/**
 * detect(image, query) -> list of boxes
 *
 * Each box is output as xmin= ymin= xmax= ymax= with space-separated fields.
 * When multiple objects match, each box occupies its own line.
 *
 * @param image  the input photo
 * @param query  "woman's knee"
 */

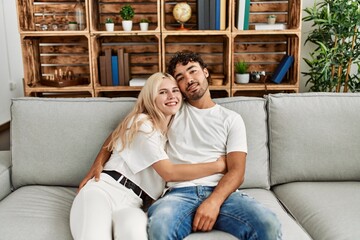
xmin=113 ymin=208 xmax=148 ymax=240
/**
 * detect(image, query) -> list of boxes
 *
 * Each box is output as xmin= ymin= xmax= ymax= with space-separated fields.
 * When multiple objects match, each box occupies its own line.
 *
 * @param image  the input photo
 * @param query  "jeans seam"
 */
xmin=218 ymin=211 xmax=259 ymax=240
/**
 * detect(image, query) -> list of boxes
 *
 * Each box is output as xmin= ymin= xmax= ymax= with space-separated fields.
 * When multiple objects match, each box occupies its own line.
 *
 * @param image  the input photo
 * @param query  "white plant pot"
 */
xmin=105 ymin=23 xmax=114 ymax=32
xmin=122 ymin=20 xmax=133 ymax=31
xmin=140 ymin=22 xmax=149 ymax=31
xmin=68 ymin=23 xmax=78 ymax=31
xmin=268 ymin=17 xmax=276 ymax=24
xmin=235 ymin=74 xmax=250 ymax=84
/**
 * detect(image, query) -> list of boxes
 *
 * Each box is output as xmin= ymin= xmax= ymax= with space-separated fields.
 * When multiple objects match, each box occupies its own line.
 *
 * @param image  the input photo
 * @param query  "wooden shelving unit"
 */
xmin=16 ymin=0 xmax=301 ymax=98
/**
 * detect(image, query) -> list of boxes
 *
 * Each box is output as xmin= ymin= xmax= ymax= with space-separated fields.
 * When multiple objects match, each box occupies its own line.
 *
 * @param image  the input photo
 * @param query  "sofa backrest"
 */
xmin=11 ymin=98 xmax=136 ymax=189
xmin=11 ymin=97 xmax=270 ymax=190
xmin=268 ymin=93 xmax=360 ymax=186
xmin=215 ymin=97 xmax=270 ymax=189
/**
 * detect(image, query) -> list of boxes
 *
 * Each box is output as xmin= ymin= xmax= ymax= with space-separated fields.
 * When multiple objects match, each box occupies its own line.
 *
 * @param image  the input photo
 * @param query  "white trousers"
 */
xmin=70 ymin=173 xmax=148 ymax=240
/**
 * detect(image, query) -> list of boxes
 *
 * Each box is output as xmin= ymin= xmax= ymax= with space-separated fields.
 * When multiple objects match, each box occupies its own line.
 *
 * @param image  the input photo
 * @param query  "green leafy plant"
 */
xmin=234 ymin=61 xmax=248 ymax=74
xmin=302 ymin=0 xmax=360 ymax=92
xmin=140 ymin=18 xmax=150 ymax=23
xmin=105 ymin=18 xmax=114 ymax=24
xmin=119 ymin=5 xmax=135 ymax=21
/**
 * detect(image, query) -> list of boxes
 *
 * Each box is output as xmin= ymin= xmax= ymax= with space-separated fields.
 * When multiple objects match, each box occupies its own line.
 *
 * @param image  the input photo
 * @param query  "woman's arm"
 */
xmin=78 ymin=134 xmax=112 ymax=190
xmin=152 ymin=156 xmax=226 ymax=182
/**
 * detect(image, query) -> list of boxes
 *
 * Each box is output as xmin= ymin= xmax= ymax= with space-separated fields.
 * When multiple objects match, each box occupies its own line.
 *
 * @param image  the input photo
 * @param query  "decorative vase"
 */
xmin=105 ymin=23 xmax=114 ymax=32
xmin=140 ymin=22 xmax=149 ymax=31
xmin=235 ymin=74 xmax=250 ymax=84
xmin=122 ymin=20 xmax=133 ymax=31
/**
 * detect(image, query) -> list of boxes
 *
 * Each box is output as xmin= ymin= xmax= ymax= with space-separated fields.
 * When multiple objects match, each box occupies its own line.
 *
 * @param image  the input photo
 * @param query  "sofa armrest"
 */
xmin=0 ymin=151 xmax=12 ymax=200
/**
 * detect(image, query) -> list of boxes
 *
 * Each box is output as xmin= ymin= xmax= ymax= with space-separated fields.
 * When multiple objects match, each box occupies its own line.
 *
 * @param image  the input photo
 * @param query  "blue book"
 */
xmin=215 ymin=0 xmax=221 ymax=30
xmin=111 ymin=55 xmax=119 ymax=86
xmin=272 ymin=55 xmax=294 ymax=84
xmin=197 ymin=0 xmax=210 ymax=30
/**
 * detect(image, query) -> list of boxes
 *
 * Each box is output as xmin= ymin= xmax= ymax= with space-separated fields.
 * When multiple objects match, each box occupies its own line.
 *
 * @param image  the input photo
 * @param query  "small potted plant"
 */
xmin=105 ymin=17 xmax=114 ymax=31
xmin=139 ymin=18 xmax=150 ymax=31
xmin=68 ymin=21 xmax=78 ymax=31
xmin=267 ymin=15 xmax=276 ymax=24
xmin=235 ymin=61 xmax=249 ymax=84
xmin=119 ymin=5 xmax=135 ymax=31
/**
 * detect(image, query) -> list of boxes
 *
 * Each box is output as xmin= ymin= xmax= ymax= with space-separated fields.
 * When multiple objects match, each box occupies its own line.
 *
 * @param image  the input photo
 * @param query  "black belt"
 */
xmin=102 ymin=170 xmax=152 ymax=203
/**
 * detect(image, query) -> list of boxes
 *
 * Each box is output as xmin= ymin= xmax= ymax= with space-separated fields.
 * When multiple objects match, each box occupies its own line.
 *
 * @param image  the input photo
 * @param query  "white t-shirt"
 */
xmin=166 ymin=102 xmax=247 ymax=188
xmin=103 ymin=114 xmax=168 ymax=200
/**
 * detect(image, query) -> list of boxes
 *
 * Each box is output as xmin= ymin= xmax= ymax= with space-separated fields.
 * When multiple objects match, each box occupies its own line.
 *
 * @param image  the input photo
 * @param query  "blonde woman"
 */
xmin=70 ymin=72 xmax=226 ymax=240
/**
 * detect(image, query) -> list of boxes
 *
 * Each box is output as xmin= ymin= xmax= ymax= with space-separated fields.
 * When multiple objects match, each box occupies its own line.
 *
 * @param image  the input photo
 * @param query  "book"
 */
xmin=271 ymin=55 xmax=294 ymax=84
xmin=99 ymin=55 xmax=107 ymax=86
xmin=104 ymin=48 xmax=113 ymax=86
xmin=197 ymin=0 xmax=205 ymax=30
xmin=111 ymin=55 xmax=119 ymax=86
xmin=129 ymin=78 xmax=147 ymax=86
xmin=209 ymin=0 xmax=216 ymax=30
xmin=219 ymin=0 xmax=226 ymax=30
xmin=236 ymin=0 xmax=246 ymax=30
xmin=123 ymin=53 xmax=130 ymax=86
xmin=215 ymin=0 xmax=221 ymax=30
xmin=243 ymin=0 xmax=250 ymax=30
xmin=117 ymin=48 xmax=125 ymax=86
xmin=254 ymin=23 xmax=286 ymax=30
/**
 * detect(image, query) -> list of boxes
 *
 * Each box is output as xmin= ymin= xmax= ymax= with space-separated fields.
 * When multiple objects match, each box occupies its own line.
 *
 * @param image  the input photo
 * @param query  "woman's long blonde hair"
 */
xmin=107 ymin=72 xmax=178 ymax=152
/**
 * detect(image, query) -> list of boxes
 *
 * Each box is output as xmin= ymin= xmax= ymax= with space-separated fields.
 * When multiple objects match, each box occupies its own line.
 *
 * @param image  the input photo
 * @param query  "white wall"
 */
xmin=0 ymin=0 xmax=316 ymax=125
xmin=0 ymin=0 xmax=23 ymax=125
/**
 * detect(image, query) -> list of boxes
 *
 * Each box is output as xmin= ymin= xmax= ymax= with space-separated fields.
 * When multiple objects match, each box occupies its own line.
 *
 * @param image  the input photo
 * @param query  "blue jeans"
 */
xmin=147 ymin=186 xmax=281 ymax=240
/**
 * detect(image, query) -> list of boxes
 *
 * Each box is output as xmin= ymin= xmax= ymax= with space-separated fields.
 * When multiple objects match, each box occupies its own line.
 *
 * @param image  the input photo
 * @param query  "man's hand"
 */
xmin=78 ymin=161 xmax=103 ymax=192
xmin=192 ymin=198 xmax=221 ymax=232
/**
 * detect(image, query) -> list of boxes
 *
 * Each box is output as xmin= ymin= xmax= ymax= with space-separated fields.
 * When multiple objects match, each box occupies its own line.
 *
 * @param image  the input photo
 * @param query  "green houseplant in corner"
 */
xmin=119 ymin=4 xmax=135 ymax=31
xmin=302 ymin=0 xmax=360 ymax=92
xmin=235 ymin=60 xmax=249 ymax=84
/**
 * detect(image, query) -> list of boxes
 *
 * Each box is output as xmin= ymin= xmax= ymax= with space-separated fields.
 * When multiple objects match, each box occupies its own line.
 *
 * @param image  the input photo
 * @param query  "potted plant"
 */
xmin=140 ymin=18 xmax=150 ymax=31
xmin=235 ymin=61 xmax=250 ymax=84
xmin=267 ymin=15 xmax=276 ymax=24
xmin=119 ymin=4 xmax=135 ymax=31
xmin=105 ymin=17 xmax=114 ymax=32
xmin=302 ymin=0 xmax=360 ymax=92
xmin=68 ymin=21 xmax=78 ymax=30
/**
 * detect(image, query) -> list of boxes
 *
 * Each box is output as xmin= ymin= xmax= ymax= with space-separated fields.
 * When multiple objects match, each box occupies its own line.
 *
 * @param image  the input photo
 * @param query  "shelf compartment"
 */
xmin=232 ymin=0 xmax=301 ymax=31
xmin=91 ymin=34 xmax=161 ymax=91
xmin=21 ymin=35 xmax=92 ymax=95
xmin=163 ymin=34 xmax=231 ymax=90
xmin=17 ymin=0 xmax=89 ymax=32
xmin=90 ymin=0 xmax=160 ymax=32
xmin=162 ymin=0 xmax=231 ymax=32
xmin=232 ymin=34 xmax=300 ymax=88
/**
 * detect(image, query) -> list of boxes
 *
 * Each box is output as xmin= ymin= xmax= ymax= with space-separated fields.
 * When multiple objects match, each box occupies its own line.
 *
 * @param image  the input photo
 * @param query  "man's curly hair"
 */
xmin=167 ymin=51 xmax=208 ymax=76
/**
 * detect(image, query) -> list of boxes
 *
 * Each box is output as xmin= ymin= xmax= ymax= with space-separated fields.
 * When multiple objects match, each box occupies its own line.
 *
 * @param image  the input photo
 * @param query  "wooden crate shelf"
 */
xmin=90 ymin=0 xmax=160 ymax=32
xmin=17 ymin=0 xmax=89 ymax=32
xmin=17 ymin=0 xmax=301 ymax=98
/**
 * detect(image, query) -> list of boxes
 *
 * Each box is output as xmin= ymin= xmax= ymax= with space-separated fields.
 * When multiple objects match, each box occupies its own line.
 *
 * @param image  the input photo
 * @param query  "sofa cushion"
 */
xmin=273 ymin=182 xmax=360 ymax=240
xmin=0 ymin=151 xmax=11 ymax=200
xmin=11 ymin=97 xmax=136 ymax=189
xmin=267 ymin=93 xmax=360 ymax=185
xmin=0 ymin=186 xmax=76 ymax=240
xmin=215 ymin=97 xmax=270 ymax=189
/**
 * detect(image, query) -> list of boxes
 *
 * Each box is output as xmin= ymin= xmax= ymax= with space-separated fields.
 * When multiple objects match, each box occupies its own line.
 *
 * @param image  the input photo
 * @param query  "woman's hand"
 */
xmin=216 ymin=155 xmax=227 ymax=174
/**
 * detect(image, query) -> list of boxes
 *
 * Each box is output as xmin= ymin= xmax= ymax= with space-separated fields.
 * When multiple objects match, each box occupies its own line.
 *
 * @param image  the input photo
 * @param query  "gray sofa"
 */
xmin=0 ymin=93 xmax=359 ymax=240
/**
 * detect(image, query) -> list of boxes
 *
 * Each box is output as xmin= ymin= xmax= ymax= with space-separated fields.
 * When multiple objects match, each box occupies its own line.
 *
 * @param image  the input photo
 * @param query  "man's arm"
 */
xmin=192 ymin=151 xmax=246 ymax=232
xmin=78 ymin=134 xmax=112 ymax=191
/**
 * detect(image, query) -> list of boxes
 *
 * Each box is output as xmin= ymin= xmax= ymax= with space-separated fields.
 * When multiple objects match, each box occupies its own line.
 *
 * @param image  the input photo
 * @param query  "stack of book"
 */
xmin=197 ymin=0 xmax=226 ymax=30
xmin=98 ymin=48 xmax=130 ymax=86
xmin=236 ymin=0 xmax=250 ymax=30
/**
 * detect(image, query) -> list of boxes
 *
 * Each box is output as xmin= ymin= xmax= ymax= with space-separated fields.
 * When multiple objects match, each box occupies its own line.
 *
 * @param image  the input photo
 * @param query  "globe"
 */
xmin=172 ymin=2 xmax=192 ymax=30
